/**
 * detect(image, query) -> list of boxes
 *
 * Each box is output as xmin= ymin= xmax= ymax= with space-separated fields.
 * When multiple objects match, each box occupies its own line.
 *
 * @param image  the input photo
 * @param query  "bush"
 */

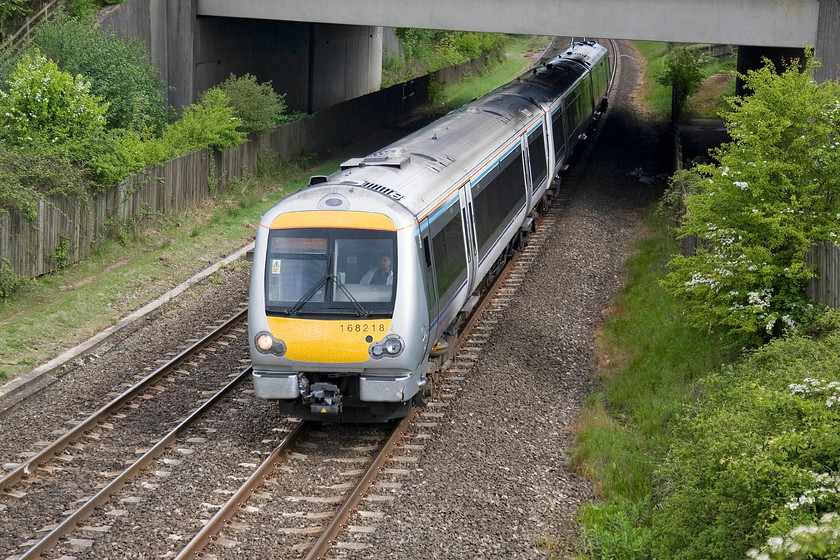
xmin=29 ymin=12 xmax=169 ymax=133
xmin=219 ymin=73 xmax=288 ymax=133
xmin=0 ymin=258 xmax=28 ymax=299
xmin=0 ymin=0 xmax=27 ymax=23
xmin=662 ymin=50 xmax=840 ymax=338
xmin=162 ymin=88 xmax=245 ymax=156
xmin=650 ymin=324 xmax=840 ymax=560
xmin=748 ymin=513 xmax=840 ymax=560
xmin=0 ymin=49 xmax=108 ymax=146
xmin=0 ymin=141 xmax=89 ymax=219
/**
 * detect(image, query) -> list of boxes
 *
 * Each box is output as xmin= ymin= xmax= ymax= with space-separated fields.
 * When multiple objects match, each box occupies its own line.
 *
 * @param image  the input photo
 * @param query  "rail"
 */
xmin=0 ymin=307 xmax=247 ymax=492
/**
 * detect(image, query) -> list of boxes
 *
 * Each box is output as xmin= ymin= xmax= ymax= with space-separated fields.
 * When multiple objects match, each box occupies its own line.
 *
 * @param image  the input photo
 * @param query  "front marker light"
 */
xmin=384 ymin=337 xmax=403 ymax=355
xmin=254 ymin=331 xmax=286 ymax=356
xmin=369 ymin=334 xmax=404 ymax=359
xmin=255 ymin=333 xmax=273 ymax=352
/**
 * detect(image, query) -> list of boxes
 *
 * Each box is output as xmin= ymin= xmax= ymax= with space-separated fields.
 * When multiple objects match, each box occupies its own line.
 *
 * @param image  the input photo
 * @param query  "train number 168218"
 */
xmin=340 ymin=323 xmax=386 ymax=333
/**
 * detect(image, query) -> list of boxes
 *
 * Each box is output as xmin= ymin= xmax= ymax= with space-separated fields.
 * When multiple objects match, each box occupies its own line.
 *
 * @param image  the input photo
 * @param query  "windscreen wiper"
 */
xmin=333 ymin=276 xmax=370 ymax=317
xmin=288 ymin=273 xmax=329 ymax=315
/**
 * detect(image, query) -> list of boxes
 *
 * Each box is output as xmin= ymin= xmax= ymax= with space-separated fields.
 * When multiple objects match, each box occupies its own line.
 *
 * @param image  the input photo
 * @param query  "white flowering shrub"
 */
xmin=0 ymin=49 xmax=108 ymax=145
xmin=663 ymin=50 xmax=840 ymax=339
xmin=747 ymin=513 xmax=840 ymax=560
xmin=650 ymin=329 xmax=840 ymax=559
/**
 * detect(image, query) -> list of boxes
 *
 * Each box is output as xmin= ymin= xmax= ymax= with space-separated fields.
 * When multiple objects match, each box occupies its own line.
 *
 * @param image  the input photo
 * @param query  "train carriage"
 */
xmin=249 ymin=41 xmax=610 ymax=421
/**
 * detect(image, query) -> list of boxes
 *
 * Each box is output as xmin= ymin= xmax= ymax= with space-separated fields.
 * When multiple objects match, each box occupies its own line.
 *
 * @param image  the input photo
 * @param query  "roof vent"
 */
xmin=341 ymin=147 xmax=410 ymax=170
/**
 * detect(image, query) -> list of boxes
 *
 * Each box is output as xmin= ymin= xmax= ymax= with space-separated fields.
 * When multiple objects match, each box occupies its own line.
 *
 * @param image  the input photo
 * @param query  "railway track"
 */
xmin=0 ymin=307 xmax=251 ymax=559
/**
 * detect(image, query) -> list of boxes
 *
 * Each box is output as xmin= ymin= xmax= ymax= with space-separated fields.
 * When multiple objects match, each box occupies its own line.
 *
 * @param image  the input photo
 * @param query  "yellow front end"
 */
xmin=266 ymin=316 xmax=392 ymax=363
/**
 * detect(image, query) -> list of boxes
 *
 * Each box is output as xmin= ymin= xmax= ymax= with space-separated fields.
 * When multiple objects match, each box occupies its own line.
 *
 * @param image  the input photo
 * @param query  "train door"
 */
xmin=550 ymin=104 xmax=568 ymax=174
xmin=526 ymin=121 xmax=549 ymax=200
xmin=521 ymin=134 xmax=533 ymax=211
xmin=458 ymin=184 xmax=478 ymax=292
xmin=419 ymin=217 xmax=438 ymax=329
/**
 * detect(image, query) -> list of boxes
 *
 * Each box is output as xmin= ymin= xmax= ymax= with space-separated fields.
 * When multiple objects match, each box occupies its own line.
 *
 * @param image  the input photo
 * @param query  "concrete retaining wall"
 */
xmin=99 ymin=0 xmax=383 ymax=113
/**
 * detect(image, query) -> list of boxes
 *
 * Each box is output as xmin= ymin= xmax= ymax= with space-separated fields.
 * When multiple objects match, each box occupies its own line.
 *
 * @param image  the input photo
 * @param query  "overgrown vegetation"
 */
xmin=28 ymin=13 xmax=170 ymax=133
xmin=218 ymin=73 xmax=297 ymax=133
xmin=0 ymin=11 xmax=293 ymax=228
xmin=650 ymin=326 xmax=840 ymax=559
xmin=382 ymin=28 xmax=507 ymax=88
xmin=663 ymin=50 xmax=840 ymax=340
xmin=574 ymin=42 xmax=840 ymax=560
xmin=656 ymin=45 xmax=709 ymax=120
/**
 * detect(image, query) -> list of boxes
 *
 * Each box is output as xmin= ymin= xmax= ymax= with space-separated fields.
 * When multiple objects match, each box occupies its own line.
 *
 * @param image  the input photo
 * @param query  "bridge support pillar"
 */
xmin=814 ymin=0 xmax=840 ymax=83
xmin=100 ymin=0 xmax=382 ymax=114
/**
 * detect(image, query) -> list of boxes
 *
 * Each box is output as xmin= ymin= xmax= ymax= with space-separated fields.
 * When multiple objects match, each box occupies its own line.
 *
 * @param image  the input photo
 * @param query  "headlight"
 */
xmin=369 ymin=334 xmax=404 ymax=359
xmin=254 ymin=332 xmax=286 ymax=356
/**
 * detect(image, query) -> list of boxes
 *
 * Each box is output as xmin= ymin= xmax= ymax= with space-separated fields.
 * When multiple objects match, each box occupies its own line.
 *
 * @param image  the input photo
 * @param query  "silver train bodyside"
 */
xmin=248 ymin=41 xmax=611 ymax=421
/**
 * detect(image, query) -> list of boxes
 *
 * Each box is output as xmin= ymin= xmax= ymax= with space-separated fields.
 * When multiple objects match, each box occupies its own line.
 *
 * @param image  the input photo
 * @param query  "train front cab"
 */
xmin=249 ymin=208 xmax=429 ymax=422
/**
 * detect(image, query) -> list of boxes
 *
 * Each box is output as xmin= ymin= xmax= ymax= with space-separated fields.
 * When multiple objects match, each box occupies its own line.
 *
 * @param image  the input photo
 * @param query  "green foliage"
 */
xmin=650 ymin=325 xmax=840 ymax=560
xmin=0 ymin=0 xmax=27 ymax=22
xmin=748 ymin=512 xmax=840 ymax=560
xmin=578 ymin=499 xmax=651 ymax=560
xmin=0 ymin=257 xmax=28 ymax=299
xmin=65 ymin=0 xmax=101 ymax=18
xmin=662 ymin=50 xmax=840 ymax=338
xmin=219 ymin=73 xmax=288 ymax=133
xmin=656 ymin=45 xmax=709 ymax=119
xmin=0 ymin=49 xmax=108 ymax=145
xmin=0 ymin=141 xmax=89 ymax=219
xmin=162 ymin=88 xmax=245 ymax=156
xmin=383 ymin=29 xmax=507 ymax=88
xmin=29 ymin=12 xmax=169 ymax=133
xmin=49 ymin=233 xmax=71 ymax=269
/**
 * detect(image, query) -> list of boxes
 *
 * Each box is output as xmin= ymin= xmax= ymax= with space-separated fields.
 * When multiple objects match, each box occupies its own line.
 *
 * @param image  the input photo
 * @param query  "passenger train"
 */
xmin=248 ymin=41 xmax=611 ymax=421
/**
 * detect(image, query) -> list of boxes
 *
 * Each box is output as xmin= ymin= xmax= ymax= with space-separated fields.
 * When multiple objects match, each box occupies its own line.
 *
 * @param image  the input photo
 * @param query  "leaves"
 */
xmin=219 ymin=73 xmax=288 ymax=133
xmin=0 ymin=49 xmax=108 ymax=146
xmin=663 ymin=51 xmax=840 ymax=338
xmin=650 ymin=328 xmax=840 ymax=559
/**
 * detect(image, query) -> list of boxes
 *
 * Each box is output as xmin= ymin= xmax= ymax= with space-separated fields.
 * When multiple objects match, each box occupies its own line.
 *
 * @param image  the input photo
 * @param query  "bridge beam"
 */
xmin=196 ymin=0 xmax=820 ymax=49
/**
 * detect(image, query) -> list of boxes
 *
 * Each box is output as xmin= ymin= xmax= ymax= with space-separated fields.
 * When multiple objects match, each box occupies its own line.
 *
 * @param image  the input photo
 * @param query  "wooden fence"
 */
xmin=0 ymin=0 xmax=64 ymax=54
xmin=806 ymin=241 xmax=840 ymax=308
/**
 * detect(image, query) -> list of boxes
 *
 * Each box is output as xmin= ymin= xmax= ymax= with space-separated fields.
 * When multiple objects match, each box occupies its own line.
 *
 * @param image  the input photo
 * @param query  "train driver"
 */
xmin=361 ymin=254 xmax=393 ymax=285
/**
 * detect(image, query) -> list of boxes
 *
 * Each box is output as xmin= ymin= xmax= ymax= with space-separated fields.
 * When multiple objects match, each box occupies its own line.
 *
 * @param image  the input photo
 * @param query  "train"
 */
xmin=248 ymin=40 xmax=611 ymax=422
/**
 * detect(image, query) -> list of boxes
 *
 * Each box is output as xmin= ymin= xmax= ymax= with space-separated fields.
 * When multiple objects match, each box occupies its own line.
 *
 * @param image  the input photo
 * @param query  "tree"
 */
xmin=29 ymin=12 xmax=169 ymax=133
xmin=663 ymin=50 xmax=840 ymax=338
xmin=162 ymin=87 xmax=244 ymax=156
xmin=219 ymin=73 xmax=287 ymax=133
xmin=657 ymin=45 xmax=708 ymax=120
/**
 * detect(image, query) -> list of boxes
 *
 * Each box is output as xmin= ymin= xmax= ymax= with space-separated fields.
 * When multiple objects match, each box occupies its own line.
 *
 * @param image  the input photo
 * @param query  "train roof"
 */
xmin=283 ymin=42 xmax=608 ymax=230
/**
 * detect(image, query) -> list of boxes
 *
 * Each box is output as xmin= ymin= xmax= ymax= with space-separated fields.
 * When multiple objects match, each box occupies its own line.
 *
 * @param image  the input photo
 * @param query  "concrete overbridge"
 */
xmin=102 ymin=0 xmax=839 ymax=113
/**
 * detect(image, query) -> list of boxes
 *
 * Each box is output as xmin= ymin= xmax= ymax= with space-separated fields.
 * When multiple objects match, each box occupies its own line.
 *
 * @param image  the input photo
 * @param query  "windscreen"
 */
xmin=265 ymin=227 xmax=397 ymax=316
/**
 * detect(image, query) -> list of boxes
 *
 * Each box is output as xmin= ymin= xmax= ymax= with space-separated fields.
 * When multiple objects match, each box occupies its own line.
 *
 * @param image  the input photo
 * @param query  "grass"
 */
xmin=0 ymin=35 xmax=551 ymax=383
xmin=570 ymin=212 xmax=741 ymax=559
xmin=631 ymin=40 xmax=736 ymax=120
xmin=443 ymin=34 xmax=550 ymax=109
